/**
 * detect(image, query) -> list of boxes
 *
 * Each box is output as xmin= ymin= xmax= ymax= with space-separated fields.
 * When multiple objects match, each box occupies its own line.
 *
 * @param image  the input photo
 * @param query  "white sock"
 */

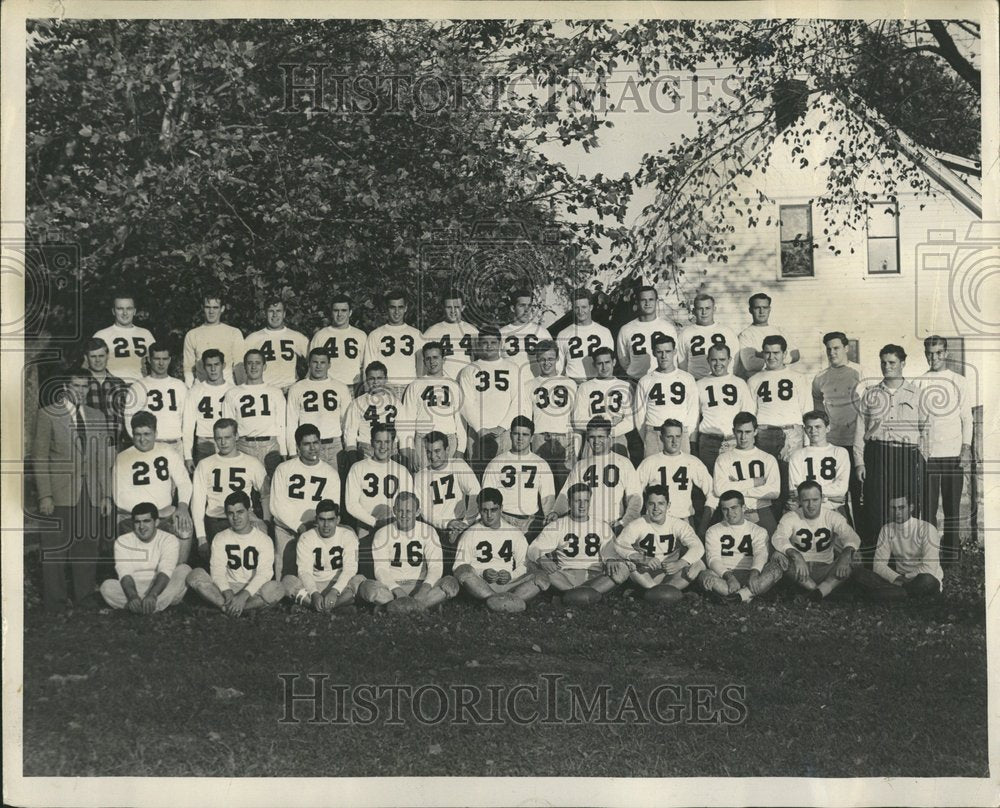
xmin=738 ymin=588 xmax=753 ymax=603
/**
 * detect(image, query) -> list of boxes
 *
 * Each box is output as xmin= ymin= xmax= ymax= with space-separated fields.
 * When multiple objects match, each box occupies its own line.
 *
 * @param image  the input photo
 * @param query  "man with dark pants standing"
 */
xmin=32 ymin=367 xmax=115 ymax=611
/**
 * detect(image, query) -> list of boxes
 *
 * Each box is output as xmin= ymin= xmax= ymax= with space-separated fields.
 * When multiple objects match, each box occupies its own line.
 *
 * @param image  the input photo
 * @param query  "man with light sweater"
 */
xmin=713 ymin=412 xmax=781 ymax=536
xmin=182 ymin=292 xmax=245 ymax=387
xmin=635 ymin=333 xmax=699 ymax=458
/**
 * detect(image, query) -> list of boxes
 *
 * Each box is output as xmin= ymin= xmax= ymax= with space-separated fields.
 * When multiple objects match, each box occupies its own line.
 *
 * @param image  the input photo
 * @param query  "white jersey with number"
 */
xmin=749 ymin=368 xmax=811 ymax=428
xmin=222 ymin=384 xmax=286 ymax=447
xmin=285 ymin=377 xmax=351 ymax=452
xmin=182 ymin=322 xmax=245 ymax=387
xmin=614 ymin=514 xmax=703 ymax=566
xmin=191 ymin=451 xmax=267 ymax=538
xmin=243 ymin=326 xmax=309 ymax=390
xmin=454 ymin=523 xmax=529 ymax=583
xmin=556 ymin=321 xmax=615 ymax=381
xmin=403 ymin=376 xmax=466 ymax=451
xmin=295 ymin=525 xmax=360 ymax=594
xmin=269 ymin=457 xmax=341 ymax=532
xmin=635 ymin=368 xmax=699 ymax=433
xmin=371 ymin=521 xmax=443 ymax=590
xmin=124 ymin=376 xmax=187 ymax=442
xmin=93 ymin=324 xmax=156 ymax=383
xmin=341 ymin=388 xmax=403 ymax=450
xmin=344 ymin=458 xmax=414 ymax=528
xmin=528 ymin=515 xmax=616 ymax=572
xmin=573 ymin=377 xmax=637 ymax=439
xmin=413 ymin=458 xmax=481 ymax=530
xmin=362 ymin=324 xmax=423 ymax=387
xmin=483 ymin=451 xmax=556 ymax=518
xmin=771 ymin=508 xmax=860 ymax=564
xmin=678 ymin=323 xmax=740 ymax=381
xmin=696 ymin=374 xmax=754 ymax=436
xmin=501 ymin=321 xmax=552 ymax=370
xmin=713 ymin=447 xmax=781 ymax=513
xmin=736 ymin=323 xmax=799 ymax=378
xmin=210 ymin=526 xmax=274 ymax=594
xmin=524 ymin=375 xmax=577 ymax=435
xmin=114 ymin=445 xmax=191 ymax=514
xmin=787 ymin=444 xmax=851 ymax=508
xmin=616 ymin=318 xmax=679 ymax=380
xmin=636 ymin=452 xmax=717 ymax=519
xmin=309 ymin=325 xmax=366 ymax=388
xmin=458 ymin=357 xmax=523 ymax=432
xmin=422 ymin=320 xmax=477 ymax=379
xmin=182 ymin=380 xmax=232 ymax=458
xmin=561 ymin=453 xmax=641 ymax=525
xmin=703 ymin=520 xmax=770 ymax=573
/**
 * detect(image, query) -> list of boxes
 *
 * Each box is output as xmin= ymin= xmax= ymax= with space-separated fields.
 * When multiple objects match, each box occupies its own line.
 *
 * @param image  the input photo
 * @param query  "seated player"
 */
xmin=452 ymin=488 xmax=550 ymax=613
xmin=358 ymin=492 xmax=459 ymax=612
xmin=186 ymin=491 xmax=284 ymax=615
xmin=528 ymin=483 xmax=630 ymax=606
xmin=770 ymin=480 xmax=860 ymax=601
xmin=853 ymin=494 xmax=943 ymax=601
xmin=613 ymin=485 xmax=706 ymax=603
xmin=99 ymin=502 xmax=191 ymax=613
xmin=281 ymin=499 xmax=366 ymax=612
xmin=482 ymin=416 xmax=556 ymax=536
xmin=344 ymin=422 xmax=414 ymax=538
xmin=787 ymin=410 xmax=851 ymax=516
xmin=699 ymin=490 xmax=783 ymax=604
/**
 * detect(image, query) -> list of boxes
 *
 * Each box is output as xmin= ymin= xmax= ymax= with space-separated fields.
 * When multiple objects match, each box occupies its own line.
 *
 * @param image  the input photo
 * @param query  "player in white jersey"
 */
xmin=459 ymin=326 xmax=523 ymax=469
xmin=413 ymin=431 xmax=481 ymax=547
xmin=528 ymin=483 xmax=630 ymax=604
xmin=699 ymin=490 xmax=782 ymax=604
xmin=342 ymin=361 xmax=404 ymax=460
xmin=635 ymin=333 xmax=699 ymax=458
xmin=677 ymin=293 xmax=739 ymax=381
xmin=453 ymin=488 xmax=550 ymax=613
xmin=500 ymin=287 xmax=553 ymax=376
xmin=555 ymin=287 xmax=615 ymax=382
xmin=222 ymin=349 xmax=287 ymax=476
xmin=524 ymin=339 xmax=578 ymax=485
xmin=361 ymin=289 xmax=423 ymax=395
xmin=483 ymin=416 xmax=556 ymax=535
xmin=114 ymin=412 xmax=193 ymax=561
xmin=182 ymin=348 xmax=232 ymax=471
xmin=696 ymin=343 xmax=754 ymax=474
xmin=421 ymin=290 xmax=477 ymax=379
xmin=285 ymin=347 xmax=351 ymax=470
xmin=243 ymin=298 xmax=309 ymax=391
xmin=770 ymin=480 xmax=860 ymax=600
xmin=557 ymin=417 xmax=642 ymax=531
xmin=404 ymin=341 xmax=466 ymax=469
xmin=191 ymin=418 xmax=270 ymax=555
xmin=99 ymin=502 xmax=191 ymax=613
xmin=616 ymin=284 xmax=679 ymax=380
xmin=572 ymin=346 xmax=636 ymax=457
xmin=344 ymin=422 xmax=415 ymax=537
xmin=359 ymin=492 xmax=459 ymax=612
xmin=309 ymin=294 xmax=367 ymax=389
xmin=186 ymin=491 xmax=284 ymax=614
xmin=787 ymin=410 xmax=850 ymax=515
xmin=736 ymin=292 xmax=800 ymax=379
xmin=182 ymin=291 xmax=245 ymax=387
xmin=636 ymin=419 xmax=716 ymax=535
xmin=123 ymin=342 xmax=187 ymax=449
xmin=269 ymin=424 xmax=342 ymax=579
xmin=280 ymin=499 xmax=366 ymax=611
xmin=713 ymin=412 xmax=781 ymax=536
xmin=93 ymin=294 xmax=156 ymax=383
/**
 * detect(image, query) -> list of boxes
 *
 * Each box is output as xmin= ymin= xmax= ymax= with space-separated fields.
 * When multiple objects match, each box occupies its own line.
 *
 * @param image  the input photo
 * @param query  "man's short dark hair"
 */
xmin=762 ymin=335 xmax=788 ymax=352
xmin=880 ymin=344 xmax=907 ymax=362
xmin=315 ymin=499 xmax=340 ymax=518
xmin=719 ymin=489 xmax=745 ymax=507
xmin=307 ymin=347 xmax=329 ymax=362
xmin=130 ymin=411 xmax=157 ymax=432
xmin=797 ymin=479 xmax=823 ymax=497
xmin=131 ymin=501 xmax=160 ymax=520
xmin=733 ymin=411 xmax=758 ymax=430
xmin=651 ymin=333 xmax=676 ymax=350
xmin=84 ymin=337 xmax=108 ymax=354
xmin=214 ymin=418 xmax=238 ymax=435
xmin=748 ymin=292 xmax=771 ymax=307
xmin=224 ymin=490 xmax=252 ymax=511
xmin=803 ymin=410 xmax=830 ymax=426
xmin=364 ymin=361 xmax=388 ymax=377
xmin=822 ymin=331 xmax=849 ymax=348
xmin=295 ymin=423 xmax=321 ymax=445
xmin=642 ymin=484 xmax=670 ymax=505
xmin=201 ymin=348 xmax=225 ymax=364
xmin=477 ymin=487 xmax=504 ymax=508
xmin=423 ymin=430 xmax=448 ymax=449
xmin=510 ymin=415 xmax=535 ymax=434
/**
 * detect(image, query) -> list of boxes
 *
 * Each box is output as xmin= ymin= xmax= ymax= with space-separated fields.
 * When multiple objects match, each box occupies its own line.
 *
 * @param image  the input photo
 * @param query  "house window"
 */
xmin=847 ymin=339 xmax=860 ymax=365
xmin=779 ymin=204 xmax=814 ymax=278
xmin=867 ymin=201 xmax=900 ymax=274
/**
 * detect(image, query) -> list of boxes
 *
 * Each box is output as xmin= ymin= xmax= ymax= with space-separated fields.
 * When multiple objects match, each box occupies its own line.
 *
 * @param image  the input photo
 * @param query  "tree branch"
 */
xmin=926 ymin=20 xmax=980 ymax=94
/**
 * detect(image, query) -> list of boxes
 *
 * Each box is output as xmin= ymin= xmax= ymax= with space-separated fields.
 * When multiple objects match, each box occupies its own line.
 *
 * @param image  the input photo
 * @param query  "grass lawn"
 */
xmin=22 ymin=551 xmax=987 ymax=778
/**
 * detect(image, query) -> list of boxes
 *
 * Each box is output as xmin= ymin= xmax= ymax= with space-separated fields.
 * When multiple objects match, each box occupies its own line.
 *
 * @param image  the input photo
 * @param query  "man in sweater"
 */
xmin=243 ymin=298 xmax=309 ymax=392
xmin=92 ymin=293 xmax=156 ymax=384
xmin=713 ymin=412 xmax=781 ymax=537
xmin=309 ymin=294 xmax=367 ymax=390
xmin=555 ymin=287 xmax=614 ymax=382
xmin=361 ymin=289 xmax=423 ymax=396
xmin=182 ymin=291 xmax=245 ymax=387
xmin=635 ymin=334 xmax=699 ymax=458
xmin=615 ymin=285 xmax=678 ymax=381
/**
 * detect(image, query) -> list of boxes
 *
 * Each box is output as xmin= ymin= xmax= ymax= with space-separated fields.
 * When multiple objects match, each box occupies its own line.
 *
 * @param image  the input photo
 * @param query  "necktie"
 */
xmin=74 ymin=405 xmax=86 ymax=445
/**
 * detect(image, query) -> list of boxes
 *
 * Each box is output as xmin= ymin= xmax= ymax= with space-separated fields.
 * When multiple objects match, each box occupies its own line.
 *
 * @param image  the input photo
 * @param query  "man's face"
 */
xmin=653 ymin=342 xmax=676 ymax=371
xmin=480 ymin=500 xmax=502 ymax=529
xmin=925 ymin=344 xmax=948 ymax=373
xmin=244 ymin=354 xmax=265 ymax=382
xmin=637 ymin=290 xmax=657 ymax=318
xmin=734 ymin=422 xmax=756 ymax=450
xmin=572 ymin=296 xmax=592 ymax=324
xmin=423 ymin=348 xmax=444 ymax=376
xmin=708 ymin=348 xmax=730 ymax=376
xmin=825 ymin=339 xmax=848 ymax=368
xmin=594 ymin=354 xmax=615 ymax=379
xmin=86 ymin=348 xmax=109 ymax=374
xmin=538 ymin=350 xmax=559 ymax=376
xmin=65 ymin=377 xmax=90 ymax=406
xmin=511 ymin=296 xmax=533 ymax=324
xmin=372 ymin=430 xmax=394 ymax=461
xmin=204 ymin=356 xmax=225 ymax=383
xmin=426 ymin=439 xmax=448 ymax=470
xmin=331 ymin=302 xmax=351 ymax=328
xmin=880 ymin=353 xmax=905 ymax=380
xmin=308 ymin=354 xmax=330 ymax=380
xmin=694 ymin=298 xmax=714 ymax=326
xmin=762 ymin=344 xmax=785 ymax=370
xmin=889 ymin=496 xmax=911 ymax=524
xmin=226 ymin=502 xmax=251 ymax=533
xmin=645 ymin=493 xmax=668 ymax=523
xmin=721 ymin=498 xmax=745 ymax=525
xmin=203 ymin=299 xmax=224 ymax=325
xmin=386 ymin=297 xmax=406 ymax=325
xmin=750 ymin=299 xmax=770 ymax=325
xmin=442 ymin=298 xmax=463 ymax=324
xmin=316 ymin=510 xmax=339 ymax=539
xmin=803 ymin=418 xmax=829 ymax=447
xmin=510 ymin=425 xmax=532 ymax=453
xmin=659 ymin=426 xmax=683 ymax=455
xmin=214 ymin=426 xmax=237 ymax=455
xmin=799 ymin=488 xmax=823 ymax=519
xmin=113 ymin=298 xmax=136 ymax=327
xmin=366 ymin=369 xmax=388 ymax=393
xmin=586 ymin=429 xmax=610 ymax=456
xmin=133 ymin=512 xmax=159 ymax=542
xmin=478 ymin=335 xmax=501 ymax=361
xmin=149 ymin=350 xmax=171 ymax=377
xmin=393 ymin=497 xmax=418 ymax=531
xmin=298 ymin=433 xmax=321 ymax=463
xmin=569 ymin=490 xmax=591 ymax=520
xmin=266 ymin=303 xmax=285 ymax=329
xmin=133 ymin=425 xmax=156 ymax=452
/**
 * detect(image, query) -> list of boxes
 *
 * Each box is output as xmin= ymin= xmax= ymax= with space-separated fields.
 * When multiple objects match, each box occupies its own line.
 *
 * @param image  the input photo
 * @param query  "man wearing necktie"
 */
xmin=32 ymin=367 xmax=115 ymax=611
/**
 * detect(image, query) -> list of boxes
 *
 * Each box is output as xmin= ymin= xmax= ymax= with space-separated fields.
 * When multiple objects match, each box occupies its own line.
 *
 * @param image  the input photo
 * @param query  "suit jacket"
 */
xmin=32 ymin=402 xmax=114 ymax=507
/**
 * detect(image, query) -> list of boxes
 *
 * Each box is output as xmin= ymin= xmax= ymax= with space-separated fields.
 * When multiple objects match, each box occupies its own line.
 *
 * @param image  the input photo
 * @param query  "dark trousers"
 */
xmin=697 ymin=432 xmax=725 ymax=479
xmin=756 ymin=426 xmax=789 ymax=520
xmin=923 ymin=456 xmax=963 ymax=562
xmin=861 ymin=440 xmax=924 ymax=563
xmin=41 ymin=501 xmax=107 ymax=608
xmin=853 ymin=566 xmax=940 ymax=599
xmin=192 ymin=437 xmax=216 ymax=466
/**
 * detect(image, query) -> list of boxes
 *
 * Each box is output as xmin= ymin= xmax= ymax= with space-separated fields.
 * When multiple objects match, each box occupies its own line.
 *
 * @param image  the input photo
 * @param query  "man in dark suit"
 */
xmin=32 ymin=366 xmax=115 ymax=611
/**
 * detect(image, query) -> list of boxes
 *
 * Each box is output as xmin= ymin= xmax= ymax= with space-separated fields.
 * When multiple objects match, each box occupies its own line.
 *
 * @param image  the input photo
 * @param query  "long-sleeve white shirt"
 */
xmin=269 ymin=457 xmax=341 ymax=532
xmin=285 ymin=377 xmax=351 ymax=454
xmin=222 ymin=383 xmax=287 ymax=448
xmin=309 ymin=325 xmax=367 ymax=388
xmin=113 ymin=529 xmax=179 ymax=589
xmin=634 ymin=367 xmax=699 ymax=433
xmin=696 ymin=374 xmax=754 ymax=436
xmin=93 ymin=323 xmax=156 ymax=383
xmin=341 ymin=388 xmax=403 ymax=450
xmin=703 ymin=520 xmax=770 ymax=574
xmin=559 ymin=453 xmax=642 ymax=525
xmin=613 ymin=514 xmax=704 ymax=567
xmin=555 ymin=321 xmax=615 ymax=381
xmin=736 ymin=323 xmax=798 ymax=378
xmin=572 ymin=377 xmax=637 ymax=439
xmin=114 ymin=445 xmax=191 ymax=514
xmin=243 ymin=326 xmax=309 ymax=390
xmin=454 ymin=523 xmax=530 ymax=582
xmin=371 ymin=521 xmax=443 ymax=590
xmin=616 ymin=318 xmax=679 ymax=380
xmin=124 ymin=376 xmax=187 ymax=442
xmin=787 ymin=444 xmax=851 ymax=508
xmin=182 ymin=380 xmax=232 ymax=458
xmin=344 ymin=457 xmax=414 ymax=528
xmin=403 ymin=376 xmax=466 ymax=451
xmin=528 ymin=515 xmax=616 ymax=572
xmin=413 ymin=458 xmax=481 ymax=529
xmin=636 ymin=451 xmax=717 ymax=518
xmin=677 ymin=323 xmax=740 ymax=380
xmin=748 ymin=368 xmax=811 ymax=428
xmin=771 ymin=508 xmax=860 ymax=564
xmin=183 ymin=322 xmax=245 ymax=387
xmin=919 ymin=368 xmax=974 ymax=458
xmin=191 ymin=451 xmax=267 ymax=539
xmin=713 ymin=447 xmax=780 ymax=512
xmin=210 ymin=526 xmax=274 ymax=595
xmin=422 ymin=320 xmax=477 ymax=379
xmin=361 ymin=323 xmax=423 ymax=387
xmin=524 ymin=375 xmax=577 ymax=434
xmin=501 ymin=321 xmax=552 ymax=370
xmin=483 ymin=450 xmax=556 ymax=518
xmin=873 ymin=517 xmax=943 ymax=584
xmin=295 ymin=525 xmax=359 ymax=594
xmin=458 ymin=357 xmax=523 ymax=432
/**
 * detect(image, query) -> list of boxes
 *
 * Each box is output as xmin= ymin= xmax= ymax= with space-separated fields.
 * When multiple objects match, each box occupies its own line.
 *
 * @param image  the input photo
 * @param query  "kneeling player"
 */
xmin=281 ymin=499 xmax=366 ymax=612
xmin=527 ymin=483 xmax=629 ymax=606
xmin=699 ymin=490 xmax=782 ymax=603
xmin=770 ymin=480 xmax=860 ymax=600
xmin=359 ymin=492 xmax=459 ymax=612
xmin=613 ymin=484 xmax=706 ymax=603
xmin=452 ymin=488 xmax=549 ymax=613
xmin=186 ymin=491 xmax=284 ymax=615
